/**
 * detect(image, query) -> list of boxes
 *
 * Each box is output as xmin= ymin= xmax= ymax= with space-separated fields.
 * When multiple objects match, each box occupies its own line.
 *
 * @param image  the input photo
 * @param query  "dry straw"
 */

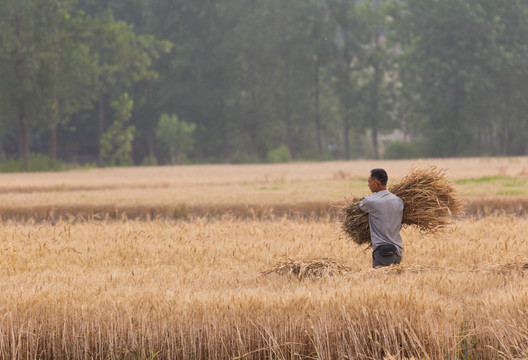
xmin=342 ymin=164 xmax=465 ymax=245
xmin=261 ymin=258 xmax=353 ymax=279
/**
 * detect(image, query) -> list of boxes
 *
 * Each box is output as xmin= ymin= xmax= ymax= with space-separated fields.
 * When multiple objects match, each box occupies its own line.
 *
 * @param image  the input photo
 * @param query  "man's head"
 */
xmin=368 ymin=168 xmax=388 ymax=193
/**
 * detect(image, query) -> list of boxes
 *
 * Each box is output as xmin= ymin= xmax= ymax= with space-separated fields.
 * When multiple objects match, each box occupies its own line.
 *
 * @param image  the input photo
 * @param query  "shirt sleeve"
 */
xmin=359 ymin=197 xmax=370 ymax=213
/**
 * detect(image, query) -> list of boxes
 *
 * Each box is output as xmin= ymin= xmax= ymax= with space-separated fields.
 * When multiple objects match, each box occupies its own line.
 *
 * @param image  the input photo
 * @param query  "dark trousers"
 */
xmin=372 ymin=246 xmax=402 ymax=268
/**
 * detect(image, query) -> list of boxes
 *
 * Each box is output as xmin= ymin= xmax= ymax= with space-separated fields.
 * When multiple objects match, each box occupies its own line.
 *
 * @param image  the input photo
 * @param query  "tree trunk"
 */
xmin=525 ymin=123 xmax=528 ymax=155
xmin=217 ymin=81 xmax=229 ymax=163
xmin=451 ymin=84 xmax=462 ymax=157
xmin=0 ymin=139 xmax=5 ymax=162
xmin=344 ymin=117 xmax=350 ymax=160
xmin=49 ymin=0 xmax=59 ymax=160
xmin=49 ymin=56 xmax=58 ymax=160
xmin=343 ymin=52 xmax=352 ymax=160
xmin=49 ymin=126 xmax=57 ymax=159
xmin=221 ymin=116 xmax=229 ymax=163
xmin=488 ymin=123 xmax=495 ymax=155
xmin=284 ymin=78 xmax=293 ymax=160
xmin=371 ymin=60 xmax=380 ymax=160
xmin=170 ymin=147 xmax=176 ymax=165
xmin=147 ymin=132 xmax=155 ymax=158
xmin=195 ymin=117 xmax=204 ymax=163
xmin=249 ymin=63 xmax=258 ymax=158
xmin=314 ymin=54 xmax=322 ymax=160
xmin=249 ymin=0 xmax=258 ymax=158
xmin=282 ymin=70 xmax=293 ymax=160
xmin=14 ymin=15 xmax=30 ymax=168
xmin=477 ymin=122 xmax=482 ymax=155
xmin=285 ymin=103 xmax=292 ymax=159
xmin=370 ymin=0 xmax=381 ymax=160
xmin=501 ymin=122 xmax=509 ymax=156
xmin=17 ymin=100 xmax=30 ymax=168
xmin=97 ymin=89 xmax=105 ymax=165
xmin=338 ymin=15 xmax=353 ymax=161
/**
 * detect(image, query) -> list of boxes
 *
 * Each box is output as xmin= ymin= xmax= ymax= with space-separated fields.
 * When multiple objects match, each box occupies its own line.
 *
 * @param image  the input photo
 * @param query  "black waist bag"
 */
xmin=378 ymin=244 xmax=398 ymax=257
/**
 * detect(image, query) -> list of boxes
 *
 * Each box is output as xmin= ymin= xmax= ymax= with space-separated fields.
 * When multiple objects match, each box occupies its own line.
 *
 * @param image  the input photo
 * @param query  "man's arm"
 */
xmin=359 ymin=197 xmax=370 ymax=213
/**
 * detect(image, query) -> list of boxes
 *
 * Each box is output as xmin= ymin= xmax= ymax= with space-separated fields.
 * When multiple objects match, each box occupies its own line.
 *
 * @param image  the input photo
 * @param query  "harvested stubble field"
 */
xmin=1 ymin=157 xmax=528 ymax=359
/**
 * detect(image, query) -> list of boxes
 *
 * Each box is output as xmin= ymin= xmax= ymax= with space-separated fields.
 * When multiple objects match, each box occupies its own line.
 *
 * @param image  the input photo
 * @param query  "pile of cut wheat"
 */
xmin=262 ymin=258 xmax=352 ymax=279
xmin=342 ymin=164 xmax=464 ymax=245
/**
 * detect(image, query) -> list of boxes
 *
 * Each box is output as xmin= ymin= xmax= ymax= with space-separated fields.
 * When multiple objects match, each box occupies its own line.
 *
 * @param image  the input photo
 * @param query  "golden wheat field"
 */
xmin=1 ymin=157 xmax=528 ymax=359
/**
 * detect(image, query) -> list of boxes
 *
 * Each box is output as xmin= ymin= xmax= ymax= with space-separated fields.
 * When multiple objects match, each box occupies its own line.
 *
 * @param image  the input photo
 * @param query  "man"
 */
xmin=359 ymin=168 xmax=404 ymax=268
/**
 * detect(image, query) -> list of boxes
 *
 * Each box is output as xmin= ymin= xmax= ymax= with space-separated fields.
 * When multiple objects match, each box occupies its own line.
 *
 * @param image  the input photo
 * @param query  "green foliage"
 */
xmin=392 ymin=0 xmax=528 ymax=157
xmin=267 ymin=145 xmax=291 ymax=163
xmin=155 ymin=114 xmax=195 ymax=164
xmin=504 ymin=178 xmax=527 ymax=187
xmin=0 ymin=153 xmax=66 ymax=173
xmin=90 ymin=10 xmax=172 ymax=92
xmin=455 ymin=176 xmax=502 ymax=185
xmin=0 ymin=0 xmax=99 ymax=165
xmin=496 ymin=189 xmax=525 ymax=196
xmin=383 ymin=140 xmax=423 ymax=159
xmin=2 ymin=0 xmax=528 ymax=166
xmin=141 ymin=155 xmax=158 ymax=166
xmin=101 ymin=93 xmax=135 ymax=166
xmin=230 ymin=152 xmax=262 ymax=165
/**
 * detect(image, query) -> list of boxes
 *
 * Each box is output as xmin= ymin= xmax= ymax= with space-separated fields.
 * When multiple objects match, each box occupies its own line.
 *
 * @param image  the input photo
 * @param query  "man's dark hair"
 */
xmin=370 ymin=168 xmax=388 ymax=186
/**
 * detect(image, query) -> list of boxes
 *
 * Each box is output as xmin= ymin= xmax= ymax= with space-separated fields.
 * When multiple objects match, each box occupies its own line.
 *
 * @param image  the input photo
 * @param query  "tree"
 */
xmin=481 ymin=0 xmax=528 ymax=155
xmin=155 ymin=114 xmax=196 ymax=164
xmin=39 ymin=2 xmax=99 ymax=159
xmin=0 ymin=0 xmax=44 ymax=167
xmin=391 ymin=0 xmax=528 ymax=157
xmin=328 ymin=0 xmax=367 ymax=159
xmin=0 ymin=1 xmax=98 ymax=165
xmin=87 ymin=10 xmax=171 ymax=164
xmin=3 ymin=0 xmax=527 ymax=165
xmin=100 ymin=93 xmax=135 ymax=166
xmin=353 ymin=0 xmax=398 ymax=159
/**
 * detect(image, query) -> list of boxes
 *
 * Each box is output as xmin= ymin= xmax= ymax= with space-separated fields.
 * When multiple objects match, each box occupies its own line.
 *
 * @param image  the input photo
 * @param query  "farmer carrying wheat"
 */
xmin=359 ymin=168 xmax=404 ymax=268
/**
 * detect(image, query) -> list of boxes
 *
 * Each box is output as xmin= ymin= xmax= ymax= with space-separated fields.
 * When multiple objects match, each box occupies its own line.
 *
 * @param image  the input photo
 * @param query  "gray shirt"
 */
xmin=359 ymin=190 xmax=404 ymax=255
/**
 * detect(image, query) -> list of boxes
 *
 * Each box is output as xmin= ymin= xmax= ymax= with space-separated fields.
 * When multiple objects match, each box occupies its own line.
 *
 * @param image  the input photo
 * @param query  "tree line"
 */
xmin=0 ymin=0 xmax=527 ymax=168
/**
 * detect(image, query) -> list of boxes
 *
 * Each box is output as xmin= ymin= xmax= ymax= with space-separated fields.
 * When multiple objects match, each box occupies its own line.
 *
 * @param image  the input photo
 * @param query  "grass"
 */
xmin=0 ymin=157 xmax=528 ymax=359
xmin=455 ymin=176 xmax=503 ymax=184
xmin=0 ymin=153 xmax=96 ymax=173
xmin=496 ymin=189 xmax=525 ymax=196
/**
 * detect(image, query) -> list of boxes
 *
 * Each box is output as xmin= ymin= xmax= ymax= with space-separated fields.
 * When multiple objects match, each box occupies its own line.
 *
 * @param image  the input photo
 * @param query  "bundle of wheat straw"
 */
xmin=262 ymin=258 xmax=352 ymax=279
xmin=342 ymin=197 xmax=371 ymax=245
xmin=342 ymin=164 xmax=464 ymax=246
